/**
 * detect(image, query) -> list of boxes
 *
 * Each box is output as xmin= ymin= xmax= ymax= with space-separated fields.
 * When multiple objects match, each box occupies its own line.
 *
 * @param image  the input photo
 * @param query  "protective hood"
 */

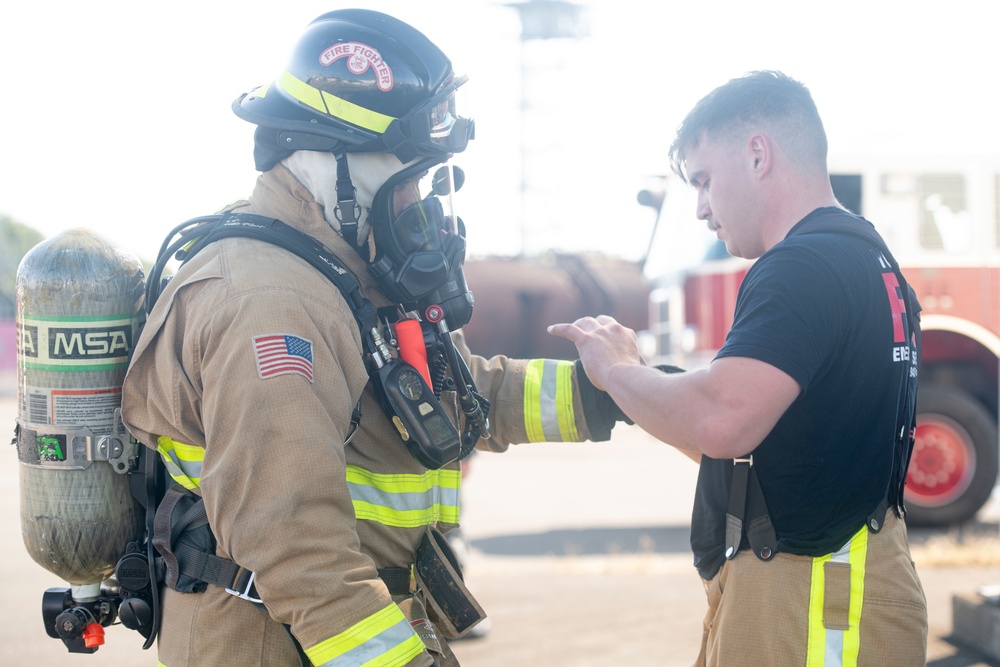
xmin=283 ymin=151 xmax=410 ymax=248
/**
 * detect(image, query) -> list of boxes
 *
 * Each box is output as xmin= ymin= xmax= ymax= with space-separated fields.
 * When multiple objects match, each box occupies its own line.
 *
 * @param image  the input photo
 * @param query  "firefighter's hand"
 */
xmin=547 ymin=315 xmax=643 ymax=391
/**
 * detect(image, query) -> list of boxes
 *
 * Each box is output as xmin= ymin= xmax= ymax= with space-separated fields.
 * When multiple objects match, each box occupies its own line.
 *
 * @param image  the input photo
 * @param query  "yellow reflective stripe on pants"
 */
xmin=156 ymin=436 xmax=203 ymax=490
xmin=347 ymin=465 xmax=461 ymax=528
xmin=305 ymin=603 xmax=425 ymax=667
xmin=806 ymin=525 xmax=869 ymax=666
xmin=523 ymin=359 xmax=579 ymax=442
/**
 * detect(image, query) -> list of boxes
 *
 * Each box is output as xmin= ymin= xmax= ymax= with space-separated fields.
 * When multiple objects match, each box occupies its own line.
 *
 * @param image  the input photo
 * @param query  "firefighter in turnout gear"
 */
xmin=549 ymin=71 xmax=927 ymax=665
xmin=121 ymin=9 xmax=626 ymax=667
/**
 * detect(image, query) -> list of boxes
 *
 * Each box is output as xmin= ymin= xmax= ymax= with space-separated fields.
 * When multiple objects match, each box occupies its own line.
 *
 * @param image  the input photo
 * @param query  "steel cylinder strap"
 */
xmin=156 ymin=436 xmax=204 ymax=491
xmin=805 ymin=525 xmax=869 ymax=666
xmin=14 ymin=419 xmax=132 ymax=472
xmin=304 ymin=603 xmax=424 ymax=667
xmin=523 ymin=359 xmax=579 ymax=443
xmin=347 ymin=465 xmax=460 ymax=528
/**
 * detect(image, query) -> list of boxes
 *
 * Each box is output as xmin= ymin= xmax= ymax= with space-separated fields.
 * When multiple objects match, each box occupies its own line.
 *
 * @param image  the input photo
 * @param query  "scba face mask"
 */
xmin=369 ymin=159 xmax=474 ymax=329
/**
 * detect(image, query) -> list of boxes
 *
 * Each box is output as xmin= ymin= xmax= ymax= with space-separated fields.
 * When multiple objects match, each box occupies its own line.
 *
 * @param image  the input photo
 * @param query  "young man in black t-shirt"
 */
xmin=549 ymin=71 xmax=926 ymax=665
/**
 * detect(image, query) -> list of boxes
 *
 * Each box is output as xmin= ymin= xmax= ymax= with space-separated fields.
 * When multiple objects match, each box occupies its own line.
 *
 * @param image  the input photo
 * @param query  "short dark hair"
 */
xmin=669 ymin=70 xmax=828 ymax=182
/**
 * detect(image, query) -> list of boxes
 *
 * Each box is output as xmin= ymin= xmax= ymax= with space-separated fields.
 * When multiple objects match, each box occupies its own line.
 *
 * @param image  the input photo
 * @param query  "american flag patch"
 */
xmin=252 ymin=334 xmax=314 ymax=382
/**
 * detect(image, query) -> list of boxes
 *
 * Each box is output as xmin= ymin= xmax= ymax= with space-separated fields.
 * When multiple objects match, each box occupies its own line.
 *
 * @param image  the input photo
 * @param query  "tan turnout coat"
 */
xmin=122 ymin=165 xmax=600 ymax=666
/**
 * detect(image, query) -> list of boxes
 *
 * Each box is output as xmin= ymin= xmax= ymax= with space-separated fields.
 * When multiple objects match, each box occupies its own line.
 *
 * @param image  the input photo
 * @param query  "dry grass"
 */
xmin=910 ymin=531 xmax=1000 ymax=567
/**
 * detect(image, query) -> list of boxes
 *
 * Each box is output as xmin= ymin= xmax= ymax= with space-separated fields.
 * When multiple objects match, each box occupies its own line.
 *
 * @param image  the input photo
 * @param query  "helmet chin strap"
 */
xmin=333 ymin=153 xmax=368 ymax=262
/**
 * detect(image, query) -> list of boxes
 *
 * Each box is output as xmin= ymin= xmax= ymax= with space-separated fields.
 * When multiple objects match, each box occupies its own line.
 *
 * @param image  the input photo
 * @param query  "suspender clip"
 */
xmin=726 ymin=454 xmax=777 ymax=561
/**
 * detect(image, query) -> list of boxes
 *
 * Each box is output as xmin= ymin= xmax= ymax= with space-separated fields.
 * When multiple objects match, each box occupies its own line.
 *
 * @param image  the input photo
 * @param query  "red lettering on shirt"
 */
xmin=881 ymin=272 xmax=906 ymax=343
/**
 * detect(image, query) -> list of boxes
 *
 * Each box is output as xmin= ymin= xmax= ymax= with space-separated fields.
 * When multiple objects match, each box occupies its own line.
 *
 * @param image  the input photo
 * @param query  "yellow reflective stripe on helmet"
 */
xmin=523 ymin=359 xmax=579 ymax=442
xmin=305 ymin=603 xmax=424 ymax=667
xmin=347 ymin=466 xmax=461 ymax=528
xmin=805 ymin=525 xmax=868 ymax=666
xmin=277 ymin=70 xmax=396 ymax=134
xmin=156 ymin=436 xmax=203 ymax=491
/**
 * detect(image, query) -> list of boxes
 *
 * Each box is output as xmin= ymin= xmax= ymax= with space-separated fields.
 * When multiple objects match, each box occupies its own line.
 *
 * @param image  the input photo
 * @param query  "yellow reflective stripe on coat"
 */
xmin=523 ymin=359 xmax=579 ymax=442
xmin=305 ymin=603 xmax=424 ymax=667
xmin=277 ymin=70 xmax=396 ymax=134
xmin=156 ymin=436 xmax=203 ymax=490
xmin=347 ymin=465 xmax=461 ymax=528
xmin=805 ymin=525 xmax=869 ymax=666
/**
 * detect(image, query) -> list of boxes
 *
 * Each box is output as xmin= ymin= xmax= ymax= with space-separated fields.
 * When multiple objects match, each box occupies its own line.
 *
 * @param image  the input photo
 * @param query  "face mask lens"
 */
xmin=370 ymin=157 xmax=472 ymax=319
xmin=387 ymin=163 xmax=464 ymax=253
xmin=393 ymin=197 xmax=444 ymax=254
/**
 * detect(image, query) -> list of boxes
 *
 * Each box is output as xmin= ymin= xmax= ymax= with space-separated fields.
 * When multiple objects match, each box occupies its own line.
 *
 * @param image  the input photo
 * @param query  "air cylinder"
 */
xmin=15 ymin=228 xmax=145 ymax=590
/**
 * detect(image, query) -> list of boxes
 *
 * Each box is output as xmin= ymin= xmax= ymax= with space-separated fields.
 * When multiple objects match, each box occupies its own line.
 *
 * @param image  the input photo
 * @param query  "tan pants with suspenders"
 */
xmin=696 ymin=510 xmax=926 ymax=666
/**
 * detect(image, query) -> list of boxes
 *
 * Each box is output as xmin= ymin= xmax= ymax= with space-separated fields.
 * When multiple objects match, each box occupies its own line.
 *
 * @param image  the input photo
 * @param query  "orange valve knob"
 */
xmin=395 ymin=319 xmax=432 ymax=387
xmin=83 ymin=623 xmax=105 ymax=648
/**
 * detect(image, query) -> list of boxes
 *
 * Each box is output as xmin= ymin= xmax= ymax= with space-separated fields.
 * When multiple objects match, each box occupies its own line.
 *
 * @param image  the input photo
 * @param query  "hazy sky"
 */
xmin=2 ymin=0 xmax=998 ymax=269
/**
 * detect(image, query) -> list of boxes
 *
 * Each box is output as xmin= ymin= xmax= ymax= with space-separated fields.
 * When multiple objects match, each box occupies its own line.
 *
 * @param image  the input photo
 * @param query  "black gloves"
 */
xmin=575 ymin=359 xmax=684 ymax=441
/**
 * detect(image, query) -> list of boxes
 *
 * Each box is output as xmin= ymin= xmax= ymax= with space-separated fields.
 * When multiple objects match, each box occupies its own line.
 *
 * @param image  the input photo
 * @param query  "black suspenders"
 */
xmin=725 ymin=455 xmax=777 ymax=561
xmin=724 ymin=213 xmax=920 ymax=562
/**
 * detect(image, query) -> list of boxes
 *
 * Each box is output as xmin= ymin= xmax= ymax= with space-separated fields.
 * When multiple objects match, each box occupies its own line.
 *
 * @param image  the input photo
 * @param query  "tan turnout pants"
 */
xmin=696 ymin=511 xmax=927 ymax=666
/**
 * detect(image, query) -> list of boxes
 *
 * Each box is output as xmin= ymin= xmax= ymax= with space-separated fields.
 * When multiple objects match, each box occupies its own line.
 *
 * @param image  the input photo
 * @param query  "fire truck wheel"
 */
xmin=903 ymin=385 xmax=999 ymax=527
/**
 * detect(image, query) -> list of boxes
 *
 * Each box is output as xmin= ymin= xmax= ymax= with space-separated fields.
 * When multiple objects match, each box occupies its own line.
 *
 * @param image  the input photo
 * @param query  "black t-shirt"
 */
xmin=690 ymin=207 xmax=919 ymax=580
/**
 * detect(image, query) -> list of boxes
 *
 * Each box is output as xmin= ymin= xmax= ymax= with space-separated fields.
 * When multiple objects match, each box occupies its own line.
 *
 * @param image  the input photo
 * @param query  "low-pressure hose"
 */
xmin=434 ymin=320 xmax=490 ymax=448
xmin=429 ymin=350 xmax=449 ymax=397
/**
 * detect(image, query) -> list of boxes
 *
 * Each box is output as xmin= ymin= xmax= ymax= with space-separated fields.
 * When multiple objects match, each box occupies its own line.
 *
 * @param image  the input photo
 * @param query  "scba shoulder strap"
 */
xmin=165 ymin=212 xmax=474 ymax=468
xmin=146 ymin=212 xmax=379 ymax=340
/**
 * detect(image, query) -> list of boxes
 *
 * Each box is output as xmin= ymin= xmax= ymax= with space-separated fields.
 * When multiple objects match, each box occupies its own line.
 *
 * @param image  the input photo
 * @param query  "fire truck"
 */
xmin=645 ymin=154 xmax=1000 ymax=527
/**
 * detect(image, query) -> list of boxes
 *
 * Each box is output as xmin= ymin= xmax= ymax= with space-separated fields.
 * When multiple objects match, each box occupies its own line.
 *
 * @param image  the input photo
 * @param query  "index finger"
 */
xmin=546 ymin=322 xmax=580 ymax=342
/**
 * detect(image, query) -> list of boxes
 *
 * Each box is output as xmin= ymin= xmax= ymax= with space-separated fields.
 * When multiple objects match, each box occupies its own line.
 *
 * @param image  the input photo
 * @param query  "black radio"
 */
xmin=368 ymin=325 xmax=462 ymax=469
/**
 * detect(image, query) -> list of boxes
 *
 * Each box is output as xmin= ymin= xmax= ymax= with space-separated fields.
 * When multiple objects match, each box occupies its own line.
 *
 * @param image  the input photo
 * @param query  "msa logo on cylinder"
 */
xmin=48 ymin=326 xmax=131 ymax=359
xmin=17 ymin=317 xmax=134 ymax=369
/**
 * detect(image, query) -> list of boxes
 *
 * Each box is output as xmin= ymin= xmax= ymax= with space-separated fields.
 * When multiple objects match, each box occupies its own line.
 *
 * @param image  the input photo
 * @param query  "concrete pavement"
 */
xmin=2 ymin=390 xmax=999 ymax=666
